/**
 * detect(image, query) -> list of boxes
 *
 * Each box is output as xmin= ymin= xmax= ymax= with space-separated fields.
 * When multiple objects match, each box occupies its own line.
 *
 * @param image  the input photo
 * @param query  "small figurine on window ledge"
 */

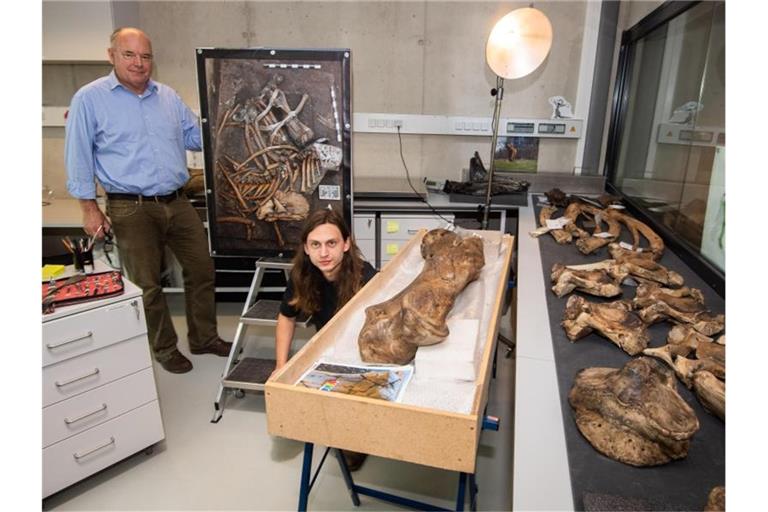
xmin=548 ymin=95 xmax=574 ymax=119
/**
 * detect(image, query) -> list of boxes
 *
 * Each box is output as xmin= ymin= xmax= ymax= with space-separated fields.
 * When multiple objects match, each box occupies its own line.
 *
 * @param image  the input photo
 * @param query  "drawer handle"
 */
xmin=407 ymin=229 xmax=419 ymax=234
xmin=46 ymin=331 xmax=94 ymax=350
xmin=55 ymin=368 xmax=100 ymax=388
xmin=73 ymin=436 xmax=115 ymax=461
xmin=64 ymin=403 xmax=108 ymax=425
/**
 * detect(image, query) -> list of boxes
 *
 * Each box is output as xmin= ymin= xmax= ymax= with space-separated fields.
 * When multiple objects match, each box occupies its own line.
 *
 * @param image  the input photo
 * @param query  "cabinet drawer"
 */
xmin=42 ymin=297 xmax=146 ymax=367
xmin=353 ymin=214 xmax=376 ymax=239
xmin=43 ymin=400 xmax=164 ymax=498
xmin=357 ymin=239 xmax=376 ymax=265
xmin=380 ymin=214 xmax=453 ymax=240
xmin=43 ymin=367 xmax=159 ymax=448
xmin=43 ymin=335 xmax=152 ymax=407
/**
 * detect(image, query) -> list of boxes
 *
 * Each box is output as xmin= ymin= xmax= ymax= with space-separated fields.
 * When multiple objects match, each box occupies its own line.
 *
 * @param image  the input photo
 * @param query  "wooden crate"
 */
xmin=265 ymin=230 xmax=514 ymax=473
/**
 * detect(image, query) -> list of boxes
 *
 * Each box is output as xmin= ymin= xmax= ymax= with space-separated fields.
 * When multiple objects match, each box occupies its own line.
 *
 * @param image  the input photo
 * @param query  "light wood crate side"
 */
xmin=266 ymin=384 xmax=479 ymax=472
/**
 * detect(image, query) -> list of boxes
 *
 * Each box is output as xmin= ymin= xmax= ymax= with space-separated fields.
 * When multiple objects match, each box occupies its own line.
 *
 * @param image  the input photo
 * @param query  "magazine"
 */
xmin=296 ymin=360 xmax=414 ymax=402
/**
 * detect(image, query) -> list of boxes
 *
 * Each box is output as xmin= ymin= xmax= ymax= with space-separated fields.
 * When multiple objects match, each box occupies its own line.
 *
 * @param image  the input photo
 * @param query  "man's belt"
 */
xmin=106 ymin=188 xmax=185 ymax=203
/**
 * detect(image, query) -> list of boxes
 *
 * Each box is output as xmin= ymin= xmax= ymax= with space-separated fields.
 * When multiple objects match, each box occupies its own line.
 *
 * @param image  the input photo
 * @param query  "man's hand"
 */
xmin=79 ymin=199 xmax=111 ymax=238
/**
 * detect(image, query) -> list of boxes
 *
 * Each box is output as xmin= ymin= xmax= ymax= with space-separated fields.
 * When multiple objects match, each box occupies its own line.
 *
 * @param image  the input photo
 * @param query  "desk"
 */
xmin=43 ymin=198 xmax=92 ymax=228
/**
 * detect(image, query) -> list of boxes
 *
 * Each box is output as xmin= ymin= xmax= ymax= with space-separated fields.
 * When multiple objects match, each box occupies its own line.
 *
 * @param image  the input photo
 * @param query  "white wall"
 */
xmin=43 ymin=0 xmax=594 ymax=195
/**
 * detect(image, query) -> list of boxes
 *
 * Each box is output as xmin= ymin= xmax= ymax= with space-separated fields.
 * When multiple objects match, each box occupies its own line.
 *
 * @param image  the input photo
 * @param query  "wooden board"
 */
xmin=265 ymin=229 xmax=514 ymax=473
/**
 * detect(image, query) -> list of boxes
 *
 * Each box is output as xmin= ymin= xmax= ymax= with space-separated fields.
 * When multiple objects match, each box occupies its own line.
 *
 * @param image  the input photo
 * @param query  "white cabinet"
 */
xmin=379 ymin=213 xmax=454 ymax=267
xmin=352 ymin=213 xmax=376 ymax=265
xmin=42 ymin=265 xmax=164 ymax=498
xmin=43 ymin=1 xmax=139 ymax=61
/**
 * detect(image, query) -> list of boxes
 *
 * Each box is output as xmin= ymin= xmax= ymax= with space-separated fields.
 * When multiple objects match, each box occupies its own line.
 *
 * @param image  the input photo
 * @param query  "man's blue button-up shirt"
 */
xmin=65 ymin=71 xmax=202 ymax=199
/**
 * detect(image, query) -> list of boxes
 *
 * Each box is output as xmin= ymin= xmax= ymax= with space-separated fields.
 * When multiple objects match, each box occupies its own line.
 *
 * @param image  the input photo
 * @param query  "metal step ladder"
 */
xmin=211 ymin=257 xmax=310 ymax=423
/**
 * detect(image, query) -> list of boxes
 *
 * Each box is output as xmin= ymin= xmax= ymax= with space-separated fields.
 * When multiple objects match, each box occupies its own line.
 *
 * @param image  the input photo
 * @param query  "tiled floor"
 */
xmin=43 ymin=294 xmax=516 ymax=511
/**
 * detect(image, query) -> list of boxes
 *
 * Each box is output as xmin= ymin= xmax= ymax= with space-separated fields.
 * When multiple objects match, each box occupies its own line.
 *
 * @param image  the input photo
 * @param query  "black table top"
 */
xmin=533 ymin=199 xmax=725 ymax=511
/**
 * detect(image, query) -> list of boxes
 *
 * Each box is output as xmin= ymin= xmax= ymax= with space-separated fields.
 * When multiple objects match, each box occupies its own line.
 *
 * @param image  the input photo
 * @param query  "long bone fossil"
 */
xmin=358 ymin=229 xmax=485 ymax=365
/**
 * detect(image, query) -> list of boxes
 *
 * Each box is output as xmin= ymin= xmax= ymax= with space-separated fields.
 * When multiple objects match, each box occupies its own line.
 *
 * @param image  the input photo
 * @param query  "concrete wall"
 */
xmin=42 ymin=0 xmax=593 ymax=197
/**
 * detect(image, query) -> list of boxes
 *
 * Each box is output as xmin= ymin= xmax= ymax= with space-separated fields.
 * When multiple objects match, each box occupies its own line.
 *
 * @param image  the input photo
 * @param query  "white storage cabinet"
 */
xmin=42 ymin=267 xmax=165 ymax=498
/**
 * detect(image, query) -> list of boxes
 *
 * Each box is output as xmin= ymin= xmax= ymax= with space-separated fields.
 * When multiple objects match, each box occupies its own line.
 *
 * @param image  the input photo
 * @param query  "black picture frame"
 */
xmin=195 ymin=48 xmax=352 ymax=258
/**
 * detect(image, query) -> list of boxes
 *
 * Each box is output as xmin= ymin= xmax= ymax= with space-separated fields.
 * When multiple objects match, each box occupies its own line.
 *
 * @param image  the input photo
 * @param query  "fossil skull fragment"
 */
xmin=358 ymin=229 xmax=485 ymax=365
xmin=568 ymin=357 xmax=700 ymax=466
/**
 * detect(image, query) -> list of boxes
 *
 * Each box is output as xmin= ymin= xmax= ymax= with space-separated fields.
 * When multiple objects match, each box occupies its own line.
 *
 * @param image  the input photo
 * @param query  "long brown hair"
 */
xmin=288 ymin=208 xmax=365 ymax=316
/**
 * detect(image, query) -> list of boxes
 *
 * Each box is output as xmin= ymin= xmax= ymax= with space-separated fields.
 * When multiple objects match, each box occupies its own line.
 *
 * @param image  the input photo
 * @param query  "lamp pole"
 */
xmin=482 ymin=75 xmax=504 ymax=230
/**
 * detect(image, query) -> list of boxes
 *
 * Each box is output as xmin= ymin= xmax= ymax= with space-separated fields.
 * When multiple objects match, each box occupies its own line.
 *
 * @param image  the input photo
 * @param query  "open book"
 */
xmin=296 ymin=360 xmax=414 ymax=402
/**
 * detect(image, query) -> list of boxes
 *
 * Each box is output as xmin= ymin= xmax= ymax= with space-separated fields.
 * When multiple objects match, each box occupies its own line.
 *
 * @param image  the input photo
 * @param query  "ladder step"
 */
xmin=222 ymin=357 xmax=277 ymax=391
xmin=241 ymin=299 xmax=312 ymax=327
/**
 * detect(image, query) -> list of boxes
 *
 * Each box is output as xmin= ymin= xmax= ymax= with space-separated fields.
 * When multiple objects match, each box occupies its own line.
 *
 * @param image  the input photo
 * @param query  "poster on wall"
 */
xmin=701 ymin=146 xmax=725 ymax=270
xmin=196 ymin=48 xmax=352 ymax=257
xmin=492 ymin=136 xmax=539 ymax=173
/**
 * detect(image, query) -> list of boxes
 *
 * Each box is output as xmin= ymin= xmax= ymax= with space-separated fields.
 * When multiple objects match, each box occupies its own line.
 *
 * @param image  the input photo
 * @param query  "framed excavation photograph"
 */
xmin=196 ymin=48 xmax=352 ymax=257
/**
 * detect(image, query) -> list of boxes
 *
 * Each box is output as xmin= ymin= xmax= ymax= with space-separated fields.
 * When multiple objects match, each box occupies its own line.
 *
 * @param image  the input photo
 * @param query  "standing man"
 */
xmin=65 ymin=27 xmax=231 ymax=373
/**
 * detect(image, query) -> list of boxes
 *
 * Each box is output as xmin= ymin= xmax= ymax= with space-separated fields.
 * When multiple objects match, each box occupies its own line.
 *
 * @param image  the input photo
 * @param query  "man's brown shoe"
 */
xmin=159 ymin=351 xmax=193 ymax=373
xmin=190 ymin=337 xmax=232 ymax=357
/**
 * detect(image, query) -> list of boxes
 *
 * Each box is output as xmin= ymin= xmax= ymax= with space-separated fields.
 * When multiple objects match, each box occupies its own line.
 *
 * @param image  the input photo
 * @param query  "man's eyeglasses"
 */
xmin=118 ymin=50 xmax=153 ymax=63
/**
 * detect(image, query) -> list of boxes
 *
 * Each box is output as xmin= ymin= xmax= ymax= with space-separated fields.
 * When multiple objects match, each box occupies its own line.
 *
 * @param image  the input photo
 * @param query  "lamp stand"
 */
xmin=482 ymin=75 xmax=505 ymax=230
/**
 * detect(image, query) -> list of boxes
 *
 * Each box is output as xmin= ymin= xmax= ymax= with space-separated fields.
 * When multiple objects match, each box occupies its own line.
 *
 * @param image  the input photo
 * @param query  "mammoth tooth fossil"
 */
xmin=693 ymin=370 xmax=725 ymax=421
xmin=568 ymin=357 xmax=700 ymax=467
xmin=550 ymin=263 xmax=624 ymax=298
xmin=358 ymin=229 xmax=485 ymax=365
xmin=562 ymin=295 xmax=650 ymax=355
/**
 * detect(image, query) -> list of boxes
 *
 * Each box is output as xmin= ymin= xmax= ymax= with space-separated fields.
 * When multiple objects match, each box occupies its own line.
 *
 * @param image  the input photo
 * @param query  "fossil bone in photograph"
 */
xmin=562 ymin=296 xmax=650 ymax=355
xmin=608 ymin=244 xmax=684 ymax=287
xmin=358 ymin=229 xmax=485 ymax=365
xmin=568 ymin=357 xmax=700 ymax=466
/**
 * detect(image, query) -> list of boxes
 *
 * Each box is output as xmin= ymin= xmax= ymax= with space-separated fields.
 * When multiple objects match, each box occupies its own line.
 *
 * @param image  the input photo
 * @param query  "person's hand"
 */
xmin=81 ymin=202 xmax=111 ymax=238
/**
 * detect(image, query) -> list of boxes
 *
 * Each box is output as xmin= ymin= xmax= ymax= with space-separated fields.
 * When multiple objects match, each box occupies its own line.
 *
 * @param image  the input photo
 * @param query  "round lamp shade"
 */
xmin=486 ymin=7 xmax=553 ymax=79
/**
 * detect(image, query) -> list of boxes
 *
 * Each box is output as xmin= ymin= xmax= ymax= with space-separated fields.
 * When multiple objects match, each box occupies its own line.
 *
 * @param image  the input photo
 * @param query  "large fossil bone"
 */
xmin=550 ymin=263 xmax=625 ymax=298
xmin=358 ymin=229 xmax=485 ymax=365
xmin=633 ymin=283 xmax=725 ymax=335
xmin=562 ymin=296 xmax=650 ymax=355
xmin=604 ymin=209 xmax=665 ymax=260
xmin=693 ymin=370 xmax=725 ymax=421
xmin=608 ymin=244 xmax=684 ymax=287
xmin=568 ymin=357 xmax=700 ymax=466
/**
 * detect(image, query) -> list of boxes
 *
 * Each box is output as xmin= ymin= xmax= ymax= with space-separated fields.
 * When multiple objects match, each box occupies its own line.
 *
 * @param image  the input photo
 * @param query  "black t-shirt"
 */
xmin=279 ymin=261 xmax=377 ymax=330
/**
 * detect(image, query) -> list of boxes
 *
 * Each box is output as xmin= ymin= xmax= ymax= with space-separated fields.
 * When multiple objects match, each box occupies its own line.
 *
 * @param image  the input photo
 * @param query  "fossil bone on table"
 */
xmin=633 ymin=282 xmax=725 ymax=336
xmin=568 ymin=357 xmax=700 ymax=466
xmin=562 ymin=295 xmax=650 ymax=355
xmin=550 ymin=263 xmax=625 ymax=298
xmin=358 ymin=229 xmax=485 ymax=365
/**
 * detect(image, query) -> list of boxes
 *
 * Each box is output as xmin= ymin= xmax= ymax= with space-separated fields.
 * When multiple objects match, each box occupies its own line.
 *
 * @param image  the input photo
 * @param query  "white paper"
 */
xmin=619 ymin=241 xmax=643 ymax=252
xmin=546 ymin=217 xmax=571 ymax=230
xmin=594 ymin=232 xmax=615 ymax=239
xmin=608 ymin=204 xmax=626 ymax=210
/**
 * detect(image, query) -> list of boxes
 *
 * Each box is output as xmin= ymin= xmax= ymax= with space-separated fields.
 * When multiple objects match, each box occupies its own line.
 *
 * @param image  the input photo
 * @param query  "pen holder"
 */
xmin=73 ymin=246 xmax=94 ymax=273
